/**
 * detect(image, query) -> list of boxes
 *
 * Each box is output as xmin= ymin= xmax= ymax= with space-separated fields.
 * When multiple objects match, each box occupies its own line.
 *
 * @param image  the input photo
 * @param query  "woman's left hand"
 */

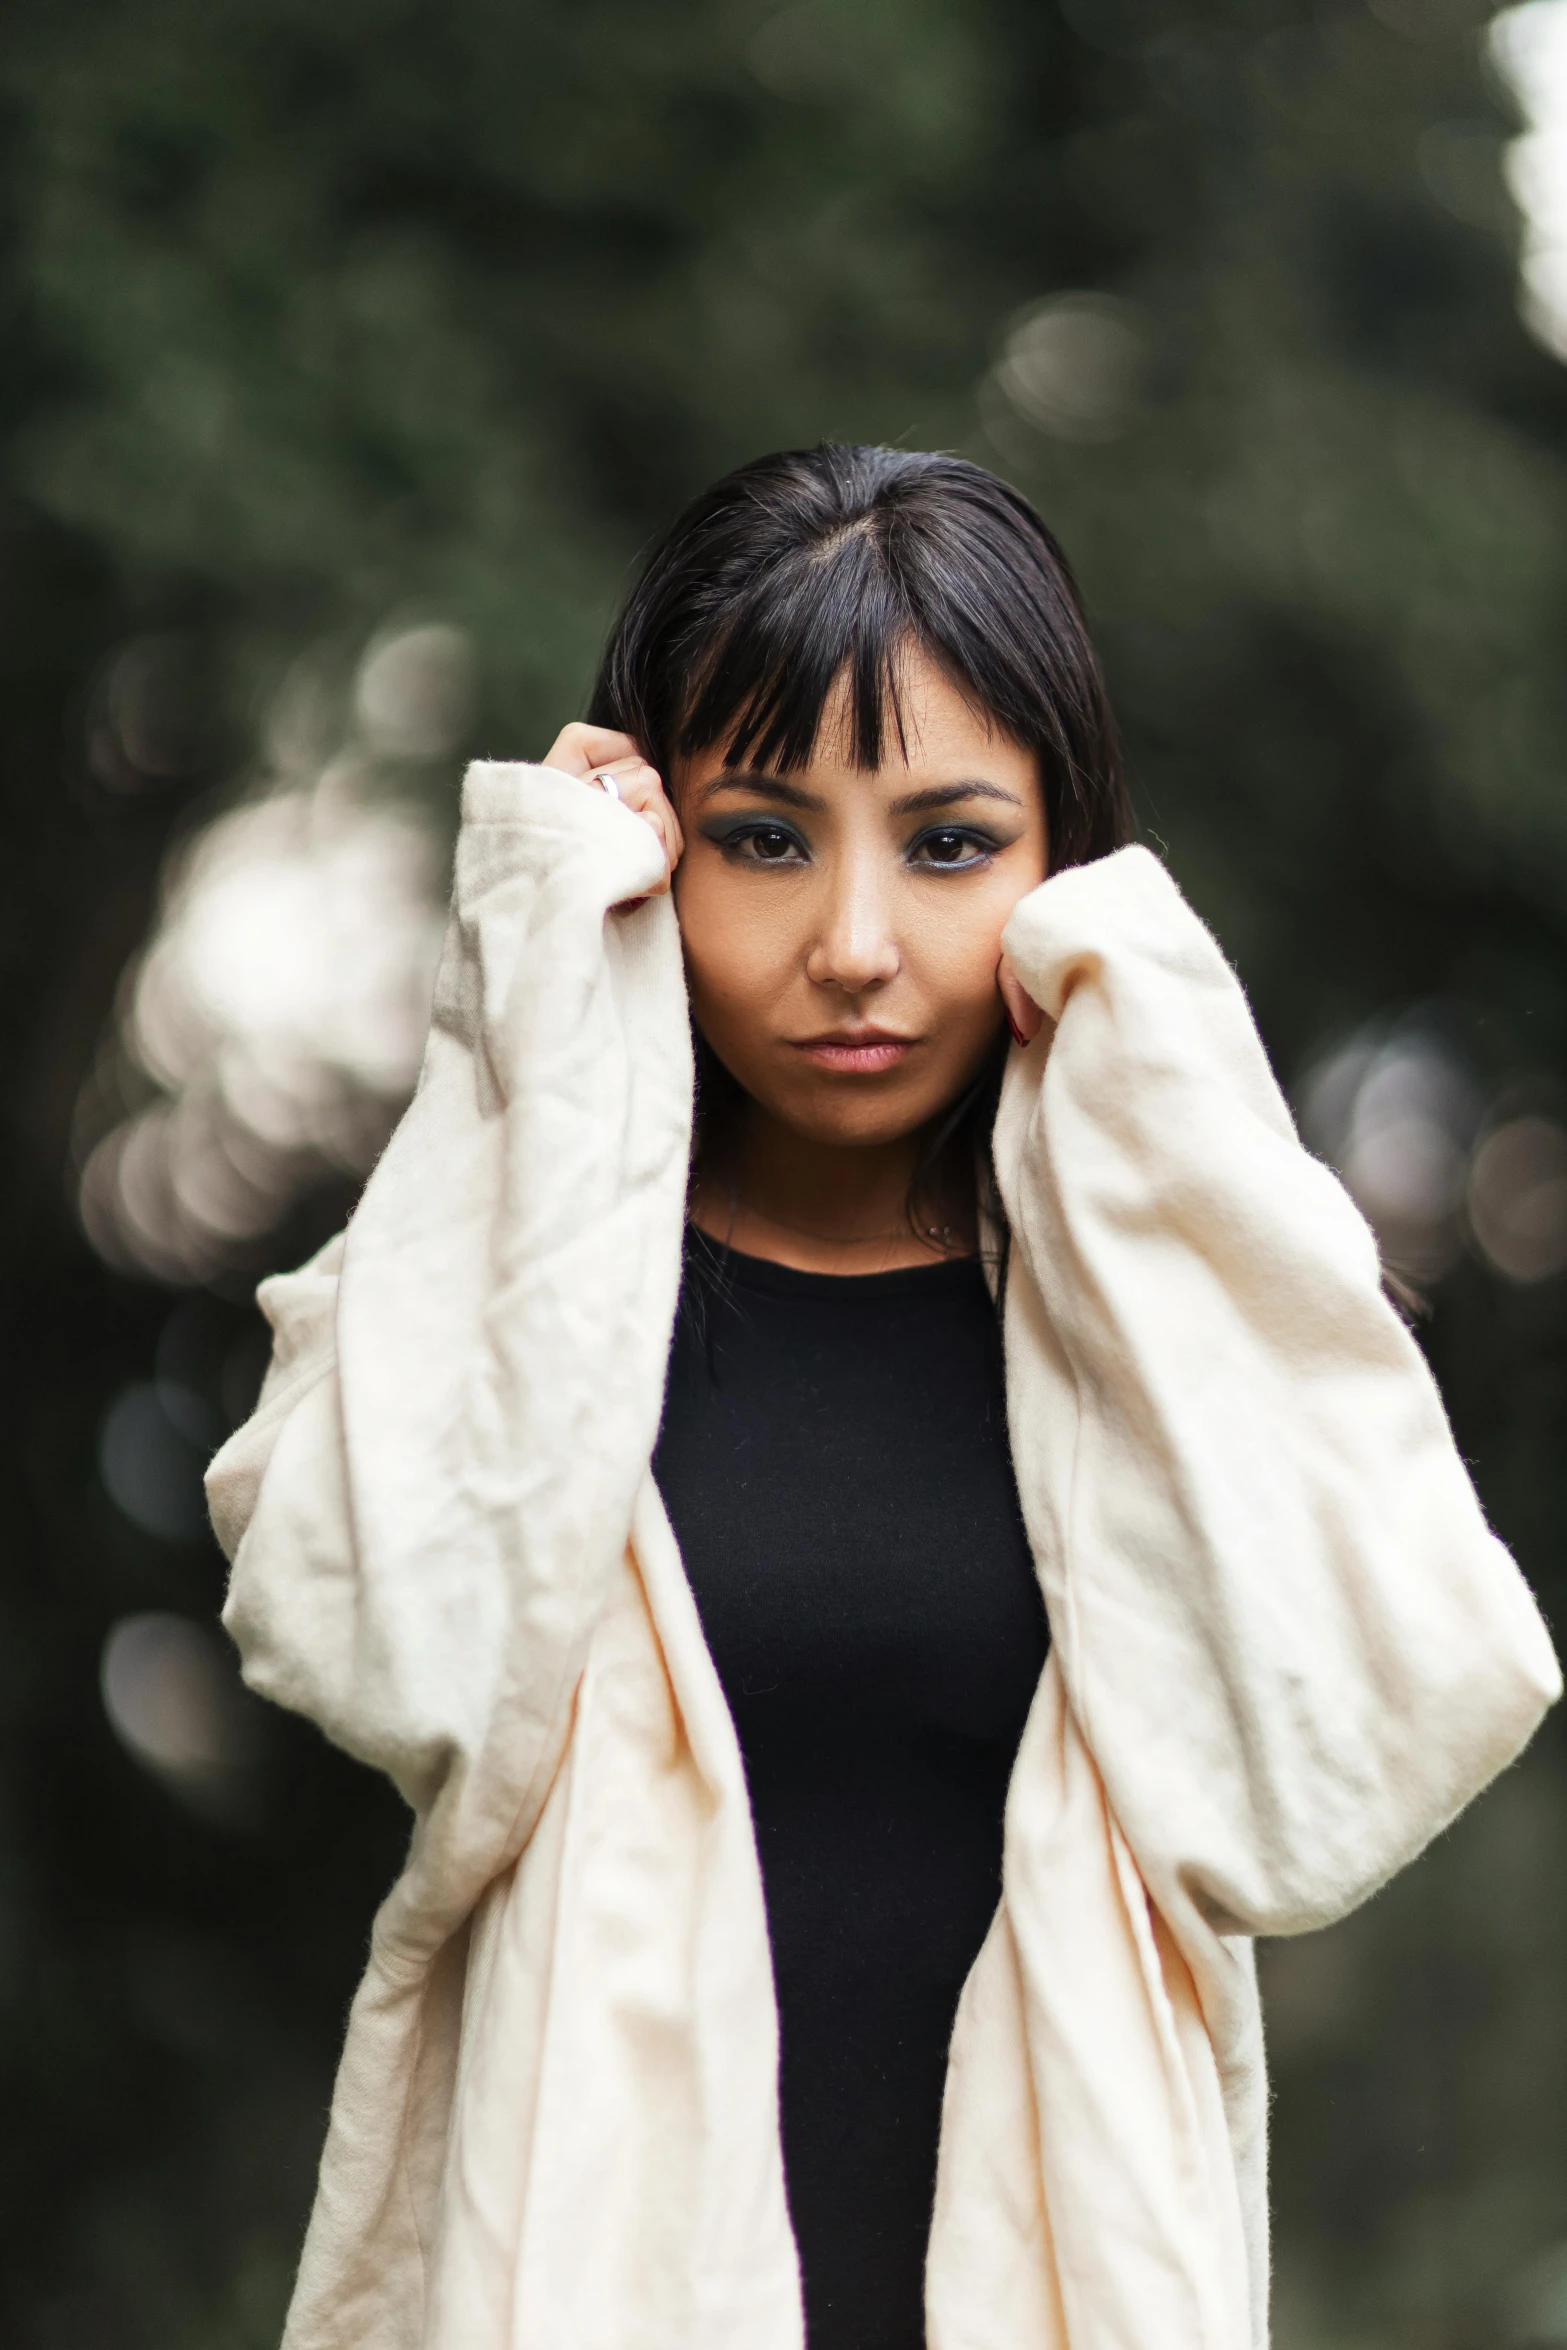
xmin=998 ymin=955 xmax=1046 ymax=1047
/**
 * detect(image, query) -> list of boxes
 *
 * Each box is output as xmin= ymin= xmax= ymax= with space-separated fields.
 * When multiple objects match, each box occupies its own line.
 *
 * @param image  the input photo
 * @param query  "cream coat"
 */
xmin=207 ymin=760 xmax=1561 ymax=2350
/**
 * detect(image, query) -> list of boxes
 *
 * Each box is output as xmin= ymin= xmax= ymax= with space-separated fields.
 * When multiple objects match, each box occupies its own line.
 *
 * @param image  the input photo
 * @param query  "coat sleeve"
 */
xmin=995 ymin=845 xmax=1560 ymax=1942
xmin=204 ymin=761 xmax=692 ymax=1948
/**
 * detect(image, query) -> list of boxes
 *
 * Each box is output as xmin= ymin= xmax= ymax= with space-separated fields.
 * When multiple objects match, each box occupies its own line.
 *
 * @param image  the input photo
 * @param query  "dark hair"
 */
xmin=586 ymin=443 xmax=1132 ymax=1251
xmin=589 ymin=442 xmax=1129 ymax=868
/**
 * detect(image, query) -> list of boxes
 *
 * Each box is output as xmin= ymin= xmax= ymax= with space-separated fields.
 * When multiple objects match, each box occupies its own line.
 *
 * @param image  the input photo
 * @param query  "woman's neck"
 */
xmin=688 ymin=1106 xmax=975 ymax=1276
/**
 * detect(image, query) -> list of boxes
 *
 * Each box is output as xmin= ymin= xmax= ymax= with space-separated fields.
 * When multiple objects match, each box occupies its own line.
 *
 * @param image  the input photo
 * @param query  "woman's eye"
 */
xmin=703 ymin=818 xmax=810 ymax=865
xmin=748 ymin=826 xmax=800 ymax=862
xmin=912 ymin=828 xmax=990 ymax=868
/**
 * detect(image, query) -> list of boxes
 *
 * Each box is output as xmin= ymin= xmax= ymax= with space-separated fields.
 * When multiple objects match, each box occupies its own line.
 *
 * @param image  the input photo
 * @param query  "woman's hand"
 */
xmin=540 ymin=723 xmax=684 ymax=896
xmin=998 ymin=955 xmax=1046 ymax=1047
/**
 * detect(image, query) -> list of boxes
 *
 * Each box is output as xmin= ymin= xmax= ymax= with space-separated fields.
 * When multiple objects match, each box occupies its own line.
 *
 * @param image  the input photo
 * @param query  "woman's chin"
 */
xmin=752 ymin=1083 xmax=948 ymax=1154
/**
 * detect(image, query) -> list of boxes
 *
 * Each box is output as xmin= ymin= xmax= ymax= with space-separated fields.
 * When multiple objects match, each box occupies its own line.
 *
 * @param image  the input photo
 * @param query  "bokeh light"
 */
xmin=987 ymin=292 xmax=1148 ymax=445
xmin=1298 ymin=1021 xmax=1480 ymax=1282
xmin=1300 ymin=1024 xmax=1567 ymax=1293
xmin=1495 ymin=0 xmax=1567 ymax=356
xmin=99 ymin=1382 xmax=217 ymax=1543
xmin=74 ymin=628 xmax=457 ymax=1283
xmin=1468 ymin=1113 xmax=1567 ymax=1282
xmin=86 ymin=631 xmax=216 ymax=796
xmin=100 ymin=1613 xmax=263 ymax=1822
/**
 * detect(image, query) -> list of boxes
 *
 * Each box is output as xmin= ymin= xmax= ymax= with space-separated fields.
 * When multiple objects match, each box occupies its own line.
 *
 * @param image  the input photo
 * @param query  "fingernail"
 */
xmin=1005 ymin=1008 xmax=1028 ymax=1049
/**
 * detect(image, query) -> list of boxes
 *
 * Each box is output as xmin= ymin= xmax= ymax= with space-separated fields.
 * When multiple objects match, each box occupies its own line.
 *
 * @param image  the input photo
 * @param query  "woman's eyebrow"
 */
xmin=697 ymin=771 xmax=827 ymax=811
xmin=887 ymin=780 xmax=1025 ymax=816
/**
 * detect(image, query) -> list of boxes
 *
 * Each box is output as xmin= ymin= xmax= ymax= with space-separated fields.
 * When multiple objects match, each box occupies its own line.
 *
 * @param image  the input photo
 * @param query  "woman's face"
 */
xmin=671 ymin=651 xmax=1048 ymax=1153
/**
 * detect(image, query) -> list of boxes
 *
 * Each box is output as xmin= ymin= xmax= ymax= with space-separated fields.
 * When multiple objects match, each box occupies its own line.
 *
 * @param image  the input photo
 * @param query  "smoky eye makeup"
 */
xmin=904 ymin=822 xmax=1019 ymax=869
xmin=696 ymin=795 xmax=1026 ymax=870
xmin=700 ymin=814 xmax=812 ymax=865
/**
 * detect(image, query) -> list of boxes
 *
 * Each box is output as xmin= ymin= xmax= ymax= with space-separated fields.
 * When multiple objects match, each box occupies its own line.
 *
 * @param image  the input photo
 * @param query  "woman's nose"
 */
xmin=805 ymin=858 xmax=901 ymax=994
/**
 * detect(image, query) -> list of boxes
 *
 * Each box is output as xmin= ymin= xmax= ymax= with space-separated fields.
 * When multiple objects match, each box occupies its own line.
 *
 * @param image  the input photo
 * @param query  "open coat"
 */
xmin=206 ymin=760 xmax=1561 ymax=2350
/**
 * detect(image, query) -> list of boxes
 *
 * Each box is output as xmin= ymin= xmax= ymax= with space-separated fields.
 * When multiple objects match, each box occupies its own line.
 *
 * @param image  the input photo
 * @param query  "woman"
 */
xmin=208 ymin=445 xmax=1559 ymax=2350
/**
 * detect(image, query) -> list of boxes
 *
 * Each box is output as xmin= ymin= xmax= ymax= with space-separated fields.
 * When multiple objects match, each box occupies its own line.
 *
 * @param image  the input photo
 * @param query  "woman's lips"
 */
xmin=790 ymin=1030 xmax=917 ymax=1075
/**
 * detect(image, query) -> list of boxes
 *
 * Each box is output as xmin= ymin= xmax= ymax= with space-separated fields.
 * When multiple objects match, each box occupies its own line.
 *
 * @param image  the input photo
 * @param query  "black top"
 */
xmin=653 ymin=1228 xmax=1049 ymax=2350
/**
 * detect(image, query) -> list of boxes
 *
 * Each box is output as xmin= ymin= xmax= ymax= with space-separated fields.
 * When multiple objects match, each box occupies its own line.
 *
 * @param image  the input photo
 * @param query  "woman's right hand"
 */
xmin=540 ymin=723 xmax=684 ymax=895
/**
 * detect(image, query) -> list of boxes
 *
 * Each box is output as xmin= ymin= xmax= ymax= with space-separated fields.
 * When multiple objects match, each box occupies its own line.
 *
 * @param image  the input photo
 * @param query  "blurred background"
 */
xmin=2 ymin=0 xmax=1567 ymax=2340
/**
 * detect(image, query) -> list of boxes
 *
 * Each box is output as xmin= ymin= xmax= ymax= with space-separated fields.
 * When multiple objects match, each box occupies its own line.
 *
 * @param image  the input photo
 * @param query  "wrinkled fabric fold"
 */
xmin=207 ymin=781 xmax=1560 ymax=2350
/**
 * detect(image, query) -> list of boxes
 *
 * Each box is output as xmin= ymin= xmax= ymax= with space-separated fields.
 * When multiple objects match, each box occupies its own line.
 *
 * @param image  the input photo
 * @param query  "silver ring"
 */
xmin=593 ymin=770 xmax=621 ymax=801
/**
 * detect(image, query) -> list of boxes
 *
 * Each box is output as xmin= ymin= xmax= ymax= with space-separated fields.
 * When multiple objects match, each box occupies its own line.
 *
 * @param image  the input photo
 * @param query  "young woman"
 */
xmin=208 ymin=446 xmax=1559 ymax=2350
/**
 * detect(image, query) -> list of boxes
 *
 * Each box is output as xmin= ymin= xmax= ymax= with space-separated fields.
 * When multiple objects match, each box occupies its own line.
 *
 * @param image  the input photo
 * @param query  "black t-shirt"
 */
xmin=653 ymin=1228 xmax=1050 ymax=2350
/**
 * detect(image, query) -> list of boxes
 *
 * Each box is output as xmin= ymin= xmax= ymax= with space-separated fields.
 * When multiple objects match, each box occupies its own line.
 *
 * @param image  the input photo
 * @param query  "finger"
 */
xmin=608 ymin=788 xmax=674 ymax=908
xmin=639 ymin=798 xmax=678 ymax=892
xmin=540 ymin=721 xmax=644 ymax=780
xmin=595 ymin=758 xmax=665 ymax=805
xmin=599 ymin=766 xmax=681 ymax=880
xmin=585 ymin=759 xmax=671 ymax=828
xmin=997 ymin=956 xmax=1045 ymax=1047
xmin=638 ymin=798 xmax=683 ymax=870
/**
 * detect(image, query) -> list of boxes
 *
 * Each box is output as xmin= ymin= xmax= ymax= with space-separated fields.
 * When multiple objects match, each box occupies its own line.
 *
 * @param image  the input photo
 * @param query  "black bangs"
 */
xmin=678 ymin=517 xmax=912 ymax=777
xmin=587 ymin=442 xmax=1131 ymax=871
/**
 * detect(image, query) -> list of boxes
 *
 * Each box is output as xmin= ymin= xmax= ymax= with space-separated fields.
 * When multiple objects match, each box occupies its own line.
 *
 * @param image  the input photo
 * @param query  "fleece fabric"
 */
xmin=206 ymin=760 xmax=1561 ymax=2350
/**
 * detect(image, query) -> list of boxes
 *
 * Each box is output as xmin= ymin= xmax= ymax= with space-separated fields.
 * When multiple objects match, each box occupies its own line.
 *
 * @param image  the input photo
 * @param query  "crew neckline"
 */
xmin=685 ymin=1221 xmax=985 ymax=1302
